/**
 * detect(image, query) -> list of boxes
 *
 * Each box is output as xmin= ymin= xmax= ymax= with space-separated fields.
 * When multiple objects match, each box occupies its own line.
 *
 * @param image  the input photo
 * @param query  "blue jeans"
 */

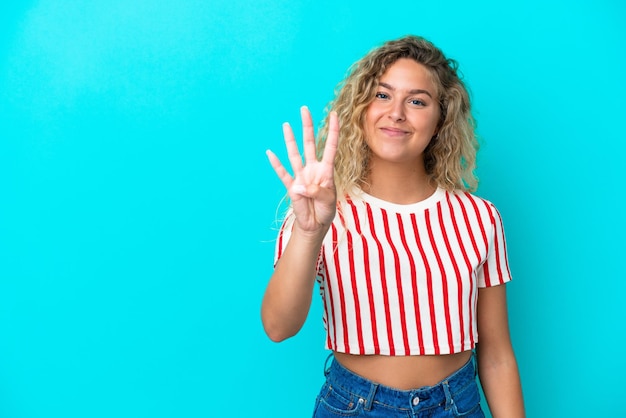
xmin=312 ymin=353 xmax=485 ymax=417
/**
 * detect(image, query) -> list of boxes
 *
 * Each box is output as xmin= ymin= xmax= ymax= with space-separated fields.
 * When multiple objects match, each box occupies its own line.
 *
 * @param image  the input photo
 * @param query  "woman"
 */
xmin=262 ymin=35 xmax=524 ymax=417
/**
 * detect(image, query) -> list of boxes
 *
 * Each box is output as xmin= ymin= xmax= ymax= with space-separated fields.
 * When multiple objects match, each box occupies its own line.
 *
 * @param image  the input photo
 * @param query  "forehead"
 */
xmin=379 ymin=58 xmax=439 ymax=95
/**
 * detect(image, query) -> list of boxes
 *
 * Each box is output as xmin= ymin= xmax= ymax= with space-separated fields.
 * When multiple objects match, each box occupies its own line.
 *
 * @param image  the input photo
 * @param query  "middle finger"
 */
xmin=301 ymin=106 xmax=318 ymax=164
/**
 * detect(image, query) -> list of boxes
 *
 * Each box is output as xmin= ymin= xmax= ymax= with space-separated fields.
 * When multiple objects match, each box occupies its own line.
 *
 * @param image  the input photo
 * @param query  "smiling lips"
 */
xmin=380 ymin=126 xmax=411 ymax=137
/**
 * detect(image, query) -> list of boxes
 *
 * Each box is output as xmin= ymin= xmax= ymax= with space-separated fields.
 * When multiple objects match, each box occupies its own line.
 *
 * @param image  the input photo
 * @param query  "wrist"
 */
xmin=292 ymin=223 xmax=330 ymax=245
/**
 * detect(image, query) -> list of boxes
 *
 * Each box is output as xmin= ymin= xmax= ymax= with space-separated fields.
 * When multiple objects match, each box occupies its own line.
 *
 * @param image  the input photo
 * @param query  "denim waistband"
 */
xmin=323 ymin=353 xmax=477 ymax=412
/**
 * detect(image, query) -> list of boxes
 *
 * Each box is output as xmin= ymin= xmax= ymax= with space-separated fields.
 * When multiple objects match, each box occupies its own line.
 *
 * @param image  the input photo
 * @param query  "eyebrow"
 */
xmin=378 ymin=82 xmax=433 ymax=98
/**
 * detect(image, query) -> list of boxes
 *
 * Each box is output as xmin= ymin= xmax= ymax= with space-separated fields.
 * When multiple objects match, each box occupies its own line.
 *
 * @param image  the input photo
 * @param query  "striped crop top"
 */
xmin=274 ymin=188 xmax=512 ymax=356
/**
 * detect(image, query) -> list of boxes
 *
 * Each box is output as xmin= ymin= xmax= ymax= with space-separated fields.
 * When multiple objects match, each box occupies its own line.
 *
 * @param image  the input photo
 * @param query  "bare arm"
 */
xmin=261 ymin=107 xmax=339 ymax=342
xmin=476 ymin=285 xmax=525 ymax=417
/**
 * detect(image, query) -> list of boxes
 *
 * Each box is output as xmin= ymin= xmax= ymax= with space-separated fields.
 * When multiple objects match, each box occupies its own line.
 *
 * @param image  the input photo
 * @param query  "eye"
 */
xmin=410 ymin=99 xmax=426 ymax=106
xmin=375 ymin=92 xmax=389 ymax=100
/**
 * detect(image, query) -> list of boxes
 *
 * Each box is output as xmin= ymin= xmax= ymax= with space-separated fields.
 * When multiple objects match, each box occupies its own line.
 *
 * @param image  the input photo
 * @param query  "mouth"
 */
xmin=380 ymin=127 xmax=410 ymax=137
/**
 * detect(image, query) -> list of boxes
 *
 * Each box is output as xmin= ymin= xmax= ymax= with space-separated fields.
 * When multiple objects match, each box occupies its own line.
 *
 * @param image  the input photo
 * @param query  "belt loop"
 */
xmin=442 ymin=381 xmax=453 ymax=410
xmin=323 ymin=353 xmax=334 ymax=376
xmin=363 ymin=382 xmax=378 ymax=411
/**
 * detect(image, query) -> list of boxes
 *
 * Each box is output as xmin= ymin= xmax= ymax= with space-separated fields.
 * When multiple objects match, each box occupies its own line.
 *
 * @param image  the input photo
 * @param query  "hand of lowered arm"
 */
xmin=476 ymin=285 xmax=525 ymax=417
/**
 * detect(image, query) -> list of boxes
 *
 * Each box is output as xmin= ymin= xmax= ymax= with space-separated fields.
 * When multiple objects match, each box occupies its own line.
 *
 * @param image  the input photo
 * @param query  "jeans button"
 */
xmin=412 ymin=396 xmax=420 ymax=406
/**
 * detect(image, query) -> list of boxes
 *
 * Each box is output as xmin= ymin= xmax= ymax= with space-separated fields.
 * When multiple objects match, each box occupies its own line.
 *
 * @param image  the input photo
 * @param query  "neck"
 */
xmin=362 ymin=160 xmax=435 ymax=204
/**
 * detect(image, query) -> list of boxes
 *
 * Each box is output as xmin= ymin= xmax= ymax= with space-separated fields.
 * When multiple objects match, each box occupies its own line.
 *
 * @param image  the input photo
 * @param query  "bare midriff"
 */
xmin=333 ymin=350 xmax=473 ymax=390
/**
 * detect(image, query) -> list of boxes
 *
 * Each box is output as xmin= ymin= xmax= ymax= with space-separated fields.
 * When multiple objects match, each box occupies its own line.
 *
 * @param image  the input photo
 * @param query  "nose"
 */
xmin=388 ymin=100 xmax=406 ymax=122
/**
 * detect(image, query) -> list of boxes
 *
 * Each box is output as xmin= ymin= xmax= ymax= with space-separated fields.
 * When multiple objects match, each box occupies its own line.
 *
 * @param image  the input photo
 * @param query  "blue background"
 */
xmin=1 ymin=1 xmax=624 ymax=417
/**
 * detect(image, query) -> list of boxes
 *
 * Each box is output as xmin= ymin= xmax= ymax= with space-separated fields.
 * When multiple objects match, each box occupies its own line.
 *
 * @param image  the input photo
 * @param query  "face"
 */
xmin=364 ymin=58 xmax=441 ymax=169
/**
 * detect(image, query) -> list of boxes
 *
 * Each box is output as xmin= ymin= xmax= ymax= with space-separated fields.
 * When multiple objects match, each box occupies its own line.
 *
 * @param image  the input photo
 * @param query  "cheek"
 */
xmin=421 ymin=111 xmax=441 ymax=133
xmin=363 ymin=110 xmax=377 ymax=135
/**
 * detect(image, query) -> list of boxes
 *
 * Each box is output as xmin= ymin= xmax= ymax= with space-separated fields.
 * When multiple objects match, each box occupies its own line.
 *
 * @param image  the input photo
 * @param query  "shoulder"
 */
xmin=447 ymin=189 xmax=499 ymax=212
xmin=449 ymin=189 xmax=491 ymax=205
xmin=445 ymin=190 xmax=509 ymax=234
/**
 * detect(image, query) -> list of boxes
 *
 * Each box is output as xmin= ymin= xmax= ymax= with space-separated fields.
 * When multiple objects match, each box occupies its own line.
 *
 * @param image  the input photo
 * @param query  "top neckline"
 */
xmin=348 ymin=187 xmax=447 ymax=214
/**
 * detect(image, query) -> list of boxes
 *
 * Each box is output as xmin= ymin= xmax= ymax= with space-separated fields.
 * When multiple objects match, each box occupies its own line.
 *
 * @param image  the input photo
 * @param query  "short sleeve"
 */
xmin=272 ymin=209 xmax=327 ymax=273
xmin=273 ymin=209 xmax=296 ymax=268
xmin=477 ymin=202 xmax=513 ymax=288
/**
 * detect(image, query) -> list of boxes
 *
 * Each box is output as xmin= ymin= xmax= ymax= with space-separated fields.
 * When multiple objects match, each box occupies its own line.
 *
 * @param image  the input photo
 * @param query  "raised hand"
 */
xmin=266 ymin=106 xmax=339 ymax=234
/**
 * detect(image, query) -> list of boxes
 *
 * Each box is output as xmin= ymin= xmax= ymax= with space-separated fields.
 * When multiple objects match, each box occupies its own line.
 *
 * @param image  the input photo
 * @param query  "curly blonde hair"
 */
xmin=316 ymin=35 xmax=478 ymax=195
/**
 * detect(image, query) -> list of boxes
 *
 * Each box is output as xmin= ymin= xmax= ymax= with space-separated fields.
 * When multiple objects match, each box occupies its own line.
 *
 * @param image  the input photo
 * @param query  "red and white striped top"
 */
xmin=274 ymin=188 xmax=512 ymax=356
